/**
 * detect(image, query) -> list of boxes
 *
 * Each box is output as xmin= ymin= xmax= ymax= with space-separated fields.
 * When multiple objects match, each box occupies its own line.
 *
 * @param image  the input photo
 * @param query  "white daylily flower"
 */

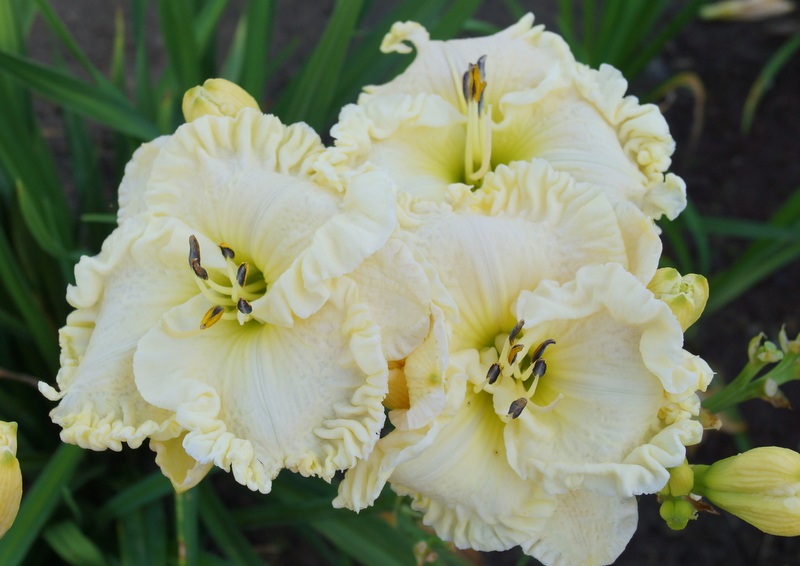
xmin=344 ymin=264 xmax=711 ymax=565
xmin=321 ymin=13 xmax=685 ymax=220
xmin=336 ymin=161 xmax=667 ymax=525
xmin=41 ymin=109 xmax=435 ymax=493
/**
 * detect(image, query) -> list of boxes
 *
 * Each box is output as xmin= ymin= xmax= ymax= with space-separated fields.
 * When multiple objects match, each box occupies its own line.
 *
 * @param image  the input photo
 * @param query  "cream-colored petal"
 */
xmin=368 ymin=14 xmax=574 ymax=112
xmin=523 ymin=490 xmax=638 ymax=566
xmin=134 ymin=279 xmax=387 ymax=493
xmin=389 ymin=390 xmax=556 ymax=552
xmin=405 ymin=160 xmax=631 ymax=349
xmin=117 ymin=136 xmax=169 ymax=223
xmin=326 ymin=95 xmax=467 ymax=201
xmin=40 ymin=222 xmax=190 ymax=451
xmin=335 ymin=347 xmax=469 ymax=512
xmin=146 ymin=110 xmax=397 ymax=325
xmin=150 ymin=434 xmax=213 ymax=493
xmin=503 ymin=263 xmax=710 ymax=496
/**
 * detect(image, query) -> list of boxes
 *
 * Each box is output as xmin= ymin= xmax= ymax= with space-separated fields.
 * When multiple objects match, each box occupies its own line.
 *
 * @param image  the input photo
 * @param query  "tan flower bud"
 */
xmin=700 ymin=0 xmax=794 ymax=21
xmin=0 ymin=421 xmax=22 ymax=539
xmin=182 ymin=79 xmax=259 ymax=122
xmin=693 ymin=447 xmax=800 ymax=536
xmin=647 ymin=268 xmax=709 ymax=331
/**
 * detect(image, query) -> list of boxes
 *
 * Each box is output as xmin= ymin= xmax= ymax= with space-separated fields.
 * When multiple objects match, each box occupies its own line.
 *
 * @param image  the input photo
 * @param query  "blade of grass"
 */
xmin=96 ymin=471 xmax=172 ymax=525
xmin=157 ymin=0 xmax=201 ymax=90
xmin=0 ymin=444 xmax=85 ymax=566
xmin=274 ymin=0 xmax=364 ymax=130
xmin=42 ymin=521 xmax=106 ymax=566
xmin=0 ymin=51 xmax=160 ymax=139
xmin=132 ymin=0 xmax=156 ymax=120
xmin=681 ymin=201 xmax=711 ymax=275
xmin=15 ymin=181 xmax=71 ymax=258
xmin=195 ymin=0 xmax=229 ymax=56
xmin=742 ymin=29 xmax=800 ymax=133
xmin=0 ymin=227 xmax=58 ymax=369
xmin=702 ymin=217 xmax=800 ymax=241
xmin=198 ymin=483 xmax=263 ymax=566
xmin=238 ymin=0 xmax=274 ymax=102
xmin=430 ymin=0 xmax=483 ymax=39
xmin=626 ymin=0 xmax=705 ymax=81
xmin=118 ymin=501 xmax=169 ymax=566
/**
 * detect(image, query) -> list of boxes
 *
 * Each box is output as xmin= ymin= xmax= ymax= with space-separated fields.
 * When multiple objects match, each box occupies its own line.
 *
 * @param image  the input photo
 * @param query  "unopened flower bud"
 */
xmin=182 ymin=78 xmax=259 ymax=122
xmin=692 ymin=447 xmax=800 ymax=536
xmin=747 ymin=333 xmax=783 ymax=364
xmin=778 ymin=326 xmax=800 ymax=354
xmin=0 ymin=421 xmax=22 ymax=538
xmin=664 ymin=461 xmax=695 ymax=497
xmin=659 ymin=498 xmax=696 ymax=531
xmin=700 ymin=0 xmax=794 ymax=21
xmin=648 ymin=268 xmax=709 ymax=331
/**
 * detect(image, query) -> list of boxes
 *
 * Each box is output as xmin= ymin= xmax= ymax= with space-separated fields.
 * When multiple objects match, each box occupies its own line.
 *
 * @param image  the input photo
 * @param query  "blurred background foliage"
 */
xmin=0 ymin=0 xmax=798 ymax=564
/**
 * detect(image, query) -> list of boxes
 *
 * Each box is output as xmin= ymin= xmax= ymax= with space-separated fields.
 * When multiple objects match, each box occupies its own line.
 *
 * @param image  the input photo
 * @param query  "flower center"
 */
xmin=475 ymin=319 xmax=562 ymax=419
xmin=188 ymin=235 xmax=268 ymax=329
xmin=460 ymin=55 xmax=493 ymax=186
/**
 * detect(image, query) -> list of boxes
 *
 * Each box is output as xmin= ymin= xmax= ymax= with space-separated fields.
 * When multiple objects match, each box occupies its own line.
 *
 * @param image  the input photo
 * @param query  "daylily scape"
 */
xmin=37 ymin=13 xmax=793 ymax=566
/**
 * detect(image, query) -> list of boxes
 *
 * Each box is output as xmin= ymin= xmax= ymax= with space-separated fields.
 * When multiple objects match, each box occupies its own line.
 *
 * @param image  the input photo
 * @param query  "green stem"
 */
xmin=175 ymin=489 xmax=199 ymax=566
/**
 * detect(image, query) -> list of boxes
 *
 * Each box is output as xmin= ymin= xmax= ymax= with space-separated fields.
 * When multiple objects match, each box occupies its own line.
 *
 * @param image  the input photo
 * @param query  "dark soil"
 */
xmin=26 ymin=2 xmax=800 ymax=565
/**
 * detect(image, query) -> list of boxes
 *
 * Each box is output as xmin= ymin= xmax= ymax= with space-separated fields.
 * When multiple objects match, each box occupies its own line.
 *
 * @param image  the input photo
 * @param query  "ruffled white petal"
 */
xmin=523 ymin=490 xmax=638 ymax=566
xmin=403 ymin=160 xmax=634 ymax=349
xmin=117 ymin=136 xmax=169 ymax=223
xmin=41 ymin=222 xmax=190 ymax=451
xmin=503 ymin=263 xmax=710 ymax=496
xmin=150 ymin=434 xmax=213 ymax=493
xmin=134 ymin=279 xmax=388 ymax=493
xmin=369 ymin=14 xmax=575 ymax=112
xmin=389 ymin=389 xmax=557 ymax=552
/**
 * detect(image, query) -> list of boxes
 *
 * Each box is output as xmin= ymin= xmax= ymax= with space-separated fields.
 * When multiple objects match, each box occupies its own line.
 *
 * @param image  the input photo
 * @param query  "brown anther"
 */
xmin=530 ymin=339 xmax=556 ymax=362
xmin=191 ymin=259 xmax=208 ymax=280
xmin=507 ymin=343 xmax=524 ymax=365
xmin=236 ymin=262 xmax=249 ymax=287
xmin=486 ymin=362 xmax=502 ymax=385
xmin=188 ymin=235 xmax=208 ymax=279
xmin=237 ymin=297 xmax=253 ymax=315
xmin=200 ymin=305 xmax=225 ymax=329
xmin=508 ymin=397 xmax=528 ymax=419
xmin=508 ymin=319 xmax=525 ymax=344
xmin=532 ymin=358 xmax=547 ymax=379
xmin=462 ymin=55 xmax=488 ymax=107
xmin=219 ymin=243 xmax=235 ymax=260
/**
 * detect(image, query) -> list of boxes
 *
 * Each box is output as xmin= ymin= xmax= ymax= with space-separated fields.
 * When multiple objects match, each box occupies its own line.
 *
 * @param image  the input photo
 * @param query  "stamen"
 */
xmin=236 ymin=262 xmax=249 ymax=288
xmin=486 ymin=362 xmax=502 ymax=385
xmin=219 ymin=243 xmax=235 ymax=260
xmin=507 ymin=343 xmax=524 ymax=365
xmin=530 ymin=339 xmax=556 ymax=363
xmin=237 ymin=298 xmax=253 ymax=315
xmin=532 ymin=358 xmax=547 ymax=379
xmin=188 ymin=235 xmax=209 ymax=280
xmin=508 ymin=397 xmax=528 ymax=419
xmin=200 ymin=305 xmax=225 ymax=330
xmin=508 ymin=319 xmax=525 ymax=344
xmin=462 ymin=55 xmax=487 ymax=108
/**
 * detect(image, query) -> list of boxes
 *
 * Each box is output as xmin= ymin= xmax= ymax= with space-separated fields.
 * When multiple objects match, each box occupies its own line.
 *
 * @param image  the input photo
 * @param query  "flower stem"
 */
xmin=175 ymin=489 xmax=199 ymax=566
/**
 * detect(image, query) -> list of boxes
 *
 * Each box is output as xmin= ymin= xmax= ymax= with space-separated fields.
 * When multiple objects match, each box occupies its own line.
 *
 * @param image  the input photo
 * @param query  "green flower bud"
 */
xmin=647 ymin=268 xmax=709 ymax=331
xmin=659 ymin=498 xmax=696 ymax=531
xmin=0 ymin=421 xmax=22 ymax=539
xmin=693 ymin=447 xmax=800 ymax=536
xmin=182 ymin=78 xmax=259 ymax=122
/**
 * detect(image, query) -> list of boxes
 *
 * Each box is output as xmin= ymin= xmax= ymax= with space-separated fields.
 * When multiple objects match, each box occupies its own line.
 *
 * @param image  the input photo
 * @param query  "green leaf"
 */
xmin=175 ymin=489 xmax=200 ymax=566
xmin=157 ymin=0 xmax=201 ymax=90
xmin=0 ymin=50 xmax=160 ymax=140
xmin=238 ymin=0 xmax=275 ymax=102
xmin=430 ymin=0 xmax=483 ymax=39
xmin=118 ymin=501 xmax=169 ymax=566
xmin=0 ymin=444 xmax=85 ymax=566
xmin=742 ymin=29 xmax=800 ymax=133
xmin=96 ymin=471 xmax=173 ymax=525
xmin=43 ymin=521 xmax=106 ymax=566
xmin=275 ymin=0 xmax=364 ymax=130
xmin=15 ymin=181 xmax=70 ymax=257
xmin=199 ymin=484 xmax=263 ymax=566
